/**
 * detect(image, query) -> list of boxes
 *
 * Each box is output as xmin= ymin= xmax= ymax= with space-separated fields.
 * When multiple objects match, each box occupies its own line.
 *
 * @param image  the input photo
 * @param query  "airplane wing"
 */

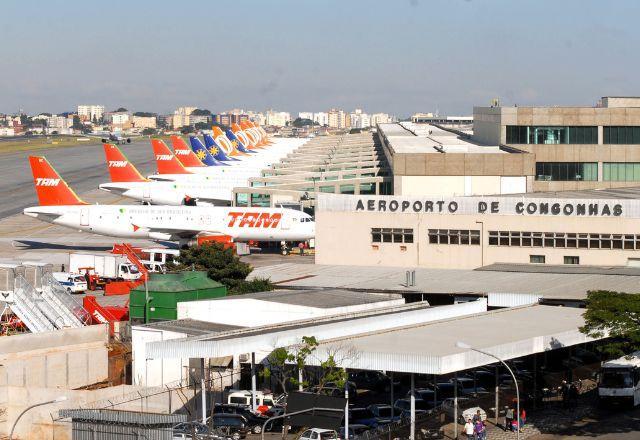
xmin=132 ymin=224 xmax=231 ymax=240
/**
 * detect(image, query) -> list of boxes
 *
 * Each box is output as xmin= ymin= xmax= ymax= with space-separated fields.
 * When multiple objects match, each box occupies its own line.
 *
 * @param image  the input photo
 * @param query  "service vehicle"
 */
xmin=298 ymin=428 xmax=338 ymax=440
xmin=69 ymin=253 xmax=140 ymax=281
xmin=598 ymin=351 xmax=640 ymax=407
xmin=226 ymin=389 xmax=275 ymax=409
xmin=52 ymin=272 xmax=87 ymax=293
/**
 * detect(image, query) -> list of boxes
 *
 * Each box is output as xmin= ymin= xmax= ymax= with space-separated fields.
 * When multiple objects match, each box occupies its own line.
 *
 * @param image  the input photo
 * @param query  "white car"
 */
xmin=299 ymin=428 xmax=338 ymax=440
xmin=441 ymin=398 xmax=486 ymax=424
xmin=52 ymin=272 xmax=87 ymax=293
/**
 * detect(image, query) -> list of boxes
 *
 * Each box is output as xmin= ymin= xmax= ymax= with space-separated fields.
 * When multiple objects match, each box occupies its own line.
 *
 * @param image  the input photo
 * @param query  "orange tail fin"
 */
xmin=170 ymin=135 xmax=204 ymax=167
xmin=28 ymin=156 xmax=87 ymax=206
xmin=103 ymin=144 xmax=148 ymax=182
xmin=151 ymin=139 xmax=191 ymax=174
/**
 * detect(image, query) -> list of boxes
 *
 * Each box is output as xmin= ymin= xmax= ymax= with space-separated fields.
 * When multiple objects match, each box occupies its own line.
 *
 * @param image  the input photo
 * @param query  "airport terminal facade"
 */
xmin=315 ymin=193 xmax=640 ymax=269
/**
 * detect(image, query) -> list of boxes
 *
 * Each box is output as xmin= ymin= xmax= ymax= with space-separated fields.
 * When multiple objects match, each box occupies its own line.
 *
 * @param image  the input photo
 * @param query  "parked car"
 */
xmin=349 ymin=371 xmax=391 ymax=392
xmin=339 ymin=424 xmax=370 ymax=440
xmin=349 ymin=407 xmax=379 ymax=428
xmin=208 ymin=414 xmax=250 ymax=439
xmin=298 ymin=428 xmax=338 ymax=440
xmin=394 ymin=398 xmax=432 ymax=414
xmin=441 ymin=398 xmax=486 ymax=424
xmin=406 ymin=388 xmax=441 ymax=409
xmin=367 ymin=404 xmax=400 ymax=423
xmin=172 ymin=421 xmax=209 ymax=439
xmin=213 ymin=403 xmax=268 ymax=434
xmin=452 ymin=377 xmax=488 ymax=396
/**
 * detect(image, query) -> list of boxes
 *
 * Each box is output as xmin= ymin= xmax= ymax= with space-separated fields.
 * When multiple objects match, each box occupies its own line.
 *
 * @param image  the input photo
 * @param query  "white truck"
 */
xmin=68 ymin=253 xmax=141 ymax=281
xmin=598 ymin=351 xmax=640 ymax=407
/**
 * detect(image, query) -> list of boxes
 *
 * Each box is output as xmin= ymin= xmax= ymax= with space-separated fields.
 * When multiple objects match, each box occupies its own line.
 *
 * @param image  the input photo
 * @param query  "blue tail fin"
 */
xmin=226 ymin=129 xmax=256 ymax=153
xmin=203 ymin=134 xmax=238 ymax=161
xmin=188 ymin=136 xmax=226 ymax=166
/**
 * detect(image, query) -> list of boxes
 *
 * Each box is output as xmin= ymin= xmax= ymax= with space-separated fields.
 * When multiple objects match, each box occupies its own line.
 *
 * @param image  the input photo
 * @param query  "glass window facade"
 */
xmin=530 ymin=255 xmax=546 ymax=264
xmin=535 ymin=162 xmax=598 ymax=181
xmin=604 ymin=126 xmax=640 ymax=144
xmin=603 ymin=163 xmax=640 ymax=181
xmin=506 ymin=126 xmax=598 ymax=144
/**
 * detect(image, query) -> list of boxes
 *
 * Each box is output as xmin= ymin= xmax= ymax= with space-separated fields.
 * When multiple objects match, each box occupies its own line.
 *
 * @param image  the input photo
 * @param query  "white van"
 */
xmin=52 ymin=272 xmax=88 ymax=293
xmin=226 ymin=389 xmax=275 ymax=409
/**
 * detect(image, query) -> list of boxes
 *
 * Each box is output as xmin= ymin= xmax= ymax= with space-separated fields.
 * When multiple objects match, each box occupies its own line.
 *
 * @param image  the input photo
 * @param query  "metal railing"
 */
xmin=11 ymin=275 xmax=55 ymax=333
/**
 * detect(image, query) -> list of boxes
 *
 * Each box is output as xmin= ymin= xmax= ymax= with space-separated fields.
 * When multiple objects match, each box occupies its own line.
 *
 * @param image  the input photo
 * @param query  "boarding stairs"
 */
xmin=37 ymin=272 xmax=90 ymax=328
xmin=11 ymin=275 xmax=55 ymax=333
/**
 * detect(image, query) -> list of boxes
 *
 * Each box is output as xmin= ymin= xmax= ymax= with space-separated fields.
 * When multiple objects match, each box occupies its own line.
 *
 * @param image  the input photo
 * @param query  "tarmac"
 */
xmin=0 ymin=138 xmax=156 ymax=218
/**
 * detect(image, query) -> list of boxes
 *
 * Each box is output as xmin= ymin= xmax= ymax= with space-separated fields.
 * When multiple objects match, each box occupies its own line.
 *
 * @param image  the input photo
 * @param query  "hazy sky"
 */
xmin=1 ymin=0 xmax=639 ymax=117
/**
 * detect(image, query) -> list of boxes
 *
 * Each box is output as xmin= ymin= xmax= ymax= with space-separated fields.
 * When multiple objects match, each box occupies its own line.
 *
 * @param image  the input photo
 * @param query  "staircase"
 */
xmin=38 ymin=272 xmax=90 ymax=328
xmin=11 ymin=275 xmax=55 ymax=333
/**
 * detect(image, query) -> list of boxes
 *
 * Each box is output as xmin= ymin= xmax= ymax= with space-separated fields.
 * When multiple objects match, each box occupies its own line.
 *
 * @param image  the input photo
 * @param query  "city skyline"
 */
xmin=1 ymin=0 xmax=639 ymax=116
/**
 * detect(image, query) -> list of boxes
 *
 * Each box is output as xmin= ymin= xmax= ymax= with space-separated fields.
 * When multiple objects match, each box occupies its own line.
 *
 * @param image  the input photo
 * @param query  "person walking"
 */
xmin=298 ymin=241 xmax=305 ymax=256
xmin=464 ymin=418 xmax=475 ymax=440
xmin=474 ymin=418 xmax=486 ymax=440
xmin=505 ymin=406 xmax=514 ymax=432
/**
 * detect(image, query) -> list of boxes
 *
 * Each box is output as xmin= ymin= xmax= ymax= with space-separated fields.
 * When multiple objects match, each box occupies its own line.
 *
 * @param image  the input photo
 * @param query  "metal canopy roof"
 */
xmin=146 ymin=300 xmax=487 ymax=360
xmin=304 ymin=304 xmax=596 ymax=375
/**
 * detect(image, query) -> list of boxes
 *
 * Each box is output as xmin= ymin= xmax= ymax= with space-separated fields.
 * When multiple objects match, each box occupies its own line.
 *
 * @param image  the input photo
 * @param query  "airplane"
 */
xmin=98 ymin=143 xmax=232 ymax=206
xmin=24 ymin=156 xmax=315 ymax=245
xmin=100 ymin=132 xmax=132 ymax=145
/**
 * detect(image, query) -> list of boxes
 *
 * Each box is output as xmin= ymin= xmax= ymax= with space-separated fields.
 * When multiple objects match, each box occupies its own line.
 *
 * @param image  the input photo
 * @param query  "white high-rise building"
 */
xmin=77 ymin=105 xmax=105 ymax=122
xmin=298 ymin=112 xmax=313 ymax=120
xmin=265 ymin=110 xmax=291 ymax=127
xmin=313 ymin=112 xmax=329 ymax=126
xmin=370 ymin=113 xmax=392 ymax=126
xmin=349 ymin=109 xmax=371 ymax=129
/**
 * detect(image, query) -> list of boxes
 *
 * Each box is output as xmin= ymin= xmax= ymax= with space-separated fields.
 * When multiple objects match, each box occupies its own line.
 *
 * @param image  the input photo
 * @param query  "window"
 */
xmin=604 ymin=126 xmax=640 ymax=144
xmin=507 ymin=126 xmax=597 ymax=144
xmin=564 ymin=256 xmax=580 ymax=265
xmin=603 ymin=163 xmax=640 ymax=181
xmin=372 ymin=228 xmax=413 ymax=244
xmin=535 ymin=162 xmax=598 ymax=181
xmin=428 ymin=229 xmax=480 ymax=245
xmin=530 ymin=255 xmax=546 ymax=264
xmin=488 ymin=231 xmax=639 ymax=250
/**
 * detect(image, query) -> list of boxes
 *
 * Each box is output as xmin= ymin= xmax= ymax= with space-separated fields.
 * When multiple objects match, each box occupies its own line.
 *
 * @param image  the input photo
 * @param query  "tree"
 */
xmin=191 ymin=109 xmax=212 ymax=116
xmin=72 ymin=115 xmax=83 ymax=130
xmin=114 ymin=107 xmax=128 ymax=112
xmin=168 ymin=242 xmax=274 ymax=294
xmin=180 ymin=125 xmax=195 ymax=134
xmin=194 ymin=122 xmax=209 ymax=131
xmin=580 ymin=290 xmax=640 ymax=358
xmin=142 ymin=128 xmax=156 ymax=136
xmin=133 ymin=111 xmax=156 ymax=117
xmin=292 ymin=118 xmax=313 ymax=128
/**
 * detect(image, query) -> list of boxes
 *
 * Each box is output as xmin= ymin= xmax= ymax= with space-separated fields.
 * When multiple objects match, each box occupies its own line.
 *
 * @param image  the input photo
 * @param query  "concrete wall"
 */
xmin=397 ymin=175 xmax=526 ymax=196
xmin=0 ymin=325 xmax=108 ymax=389
xmin=131 ymin=326 xmax=189 ymax=387
xmin=316 ymin=210 xmax=640 ymax=269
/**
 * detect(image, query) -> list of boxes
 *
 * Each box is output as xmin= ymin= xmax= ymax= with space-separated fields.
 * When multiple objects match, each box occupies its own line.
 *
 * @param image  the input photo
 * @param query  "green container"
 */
xmin=130 ymin=271 xmax=226 ymax=323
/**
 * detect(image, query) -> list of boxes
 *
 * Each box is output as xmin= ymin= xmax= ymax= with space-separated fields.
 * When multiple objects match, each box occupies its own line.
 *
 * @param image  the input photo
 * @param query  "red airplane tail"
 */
xmin=28 ymin=156 xmax=87 ymax=206
xmin=103 ymin=144 xmax=148 ymax=182
xmin=170 ymin=135 xmax=204 ymax=167
xmin=151 ymin=139 xmax=191 ymax=174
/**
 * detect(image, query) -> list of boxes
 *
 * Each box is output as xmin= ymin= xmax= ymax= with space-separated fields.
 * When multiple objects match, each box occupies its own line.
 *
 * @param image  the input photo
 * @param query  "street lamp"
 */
xmin=10 ymin=396 xmax=67 ymax=440
xmin=456 ymin=341 xmax=520 ymax=440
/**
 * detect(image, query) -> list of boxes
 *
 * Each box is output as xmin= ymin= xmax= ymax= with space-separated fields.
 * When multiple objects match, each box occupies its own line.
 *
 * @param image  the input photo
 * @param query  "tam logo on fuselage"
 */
xmin=108 ymin=161 xmax=128 ymax=168
xmin=35 ymin=178 xmax=60 ymax=186
xmin=156 ymin=155 xmax=173 ymax=161
xmin=227 ymin=212 xmax=282 ymax=228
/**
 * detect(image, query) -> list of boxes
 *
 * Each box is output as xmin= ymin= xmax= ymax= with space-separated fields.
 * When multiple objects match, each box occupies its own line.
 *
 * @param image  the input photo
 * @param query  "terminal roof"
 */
xmin=379 ymin=122 xmax=504 ymax=154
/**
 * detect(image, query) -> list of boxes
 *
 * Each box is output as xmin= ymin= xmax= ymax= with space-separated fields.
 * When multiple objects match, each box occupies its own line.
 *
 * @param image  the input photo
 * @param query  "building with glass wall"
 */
xmin=474 ymin=97 xmax=640 ymax=191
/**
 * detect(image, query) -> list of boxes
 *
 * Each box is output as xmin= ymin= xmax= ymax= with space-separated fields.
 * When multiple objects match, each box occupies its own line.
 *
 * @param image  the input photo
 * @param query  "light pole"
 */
xmin=10 ymin=396 xmax=67 ymax=440
xmin=456 ymin=341 xmax=519 ymax=440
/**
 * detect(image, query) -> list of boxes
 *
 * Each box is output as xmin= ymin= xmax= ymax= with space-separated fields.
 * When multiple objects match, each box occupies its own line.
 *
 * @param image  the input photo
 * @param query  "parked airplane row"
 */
xmin=23 ymin=123 xmax=315 ymax=246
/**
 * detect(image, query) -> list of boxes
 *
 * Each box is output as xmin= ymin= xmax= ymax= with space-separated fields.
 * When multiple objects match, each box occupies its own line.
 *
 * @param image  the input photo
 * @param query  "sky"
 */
xmin=1 ymin=0 xmax=639 ymax=117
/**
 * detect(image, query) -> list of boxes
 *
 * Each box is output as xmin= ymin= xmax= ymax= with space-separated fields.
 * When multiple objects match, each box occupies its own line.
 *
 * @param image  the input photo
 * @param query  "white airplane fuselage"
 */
xmin=24 ymin=205 xmax=315 ymax=242
xmin=99 ymin=180 xmax=233 ymax=206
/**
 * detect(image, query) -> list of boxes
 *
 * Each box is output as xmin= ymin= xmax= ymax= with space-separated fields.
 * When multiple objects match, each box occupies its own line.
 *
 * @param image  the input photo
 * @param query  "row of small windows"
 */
xmin=530 ymin=255 xmax=580 ymax=264
xmin=428 ymin=229 xmax=480 ymax=245
xmin=371 ymin=228 xmax=414 ymax=243
xmin=535 ymin=162 xmax=598 ymax=181
xmin=489 ymin=231 xmax=640 ymax=250
xmin=506 ymin=126 xmax=598 ymax=145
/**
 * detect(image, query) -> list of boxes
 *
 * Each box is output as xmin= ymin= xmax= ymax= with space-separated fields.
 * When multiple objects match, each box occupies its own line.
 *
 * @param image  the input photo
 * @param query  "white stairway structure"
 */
xmin=11 ymin=275 xmax=56 ymax=333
